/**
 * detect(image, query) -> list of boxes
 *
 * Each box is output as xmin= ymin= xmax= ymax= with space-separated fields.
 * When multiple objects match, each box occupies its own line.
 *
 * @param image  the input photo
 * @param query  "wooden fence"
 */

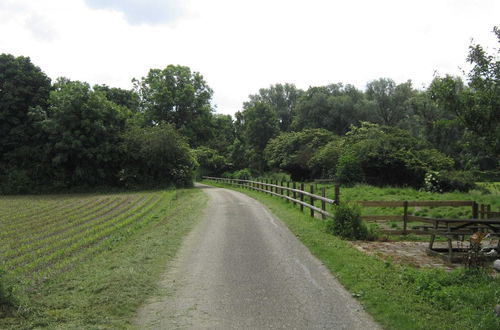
xmin=203 ymin=177 xmax=498 ymax=237
xmin=203 ymin=176 xmax=339 ymax=219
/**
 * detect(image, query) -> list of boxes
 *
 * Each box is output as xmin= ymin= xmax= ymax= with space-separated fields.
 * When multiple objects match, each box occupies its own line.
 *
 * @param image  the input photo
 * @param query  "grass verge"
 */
xmin=0 ymin=188 xmax=207 ymax=329
xmin=202 ymin=181 xmax=500 ymax=330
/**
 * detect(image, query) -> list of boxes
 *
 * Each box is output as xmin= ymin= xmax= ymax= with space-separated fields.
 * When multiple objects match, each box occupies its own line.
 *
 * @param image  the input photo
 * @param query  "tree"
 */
xmin=293 ymin=84 xmax=369 ymax=135
xmin=430 ymin=27 xmax=499 ymax=167
xmin=133 ymin=65 xmax=214 ymax=146
xmin=241 ymin=102 xmax=279 ymax=172
xmin=120 ymin=124 xmax=196 ymax=187
xmin=366 ymin=78 xmax=415 ymax=126
xmin=244 ymin=83 xmax=303 ymax=132
xmin=194 ymin=146 xmax=228 ymax=177
xmin=0 ymin=54 xmax=51 ymax=168
xmin=93 ymin=84 xmax=140 ymax=112
xmin=265 ymin=129 xmax=335 ymax=180
xmin=343 ymin=122 xmax=454 ymax=187
xmin=41 ymin=79 xmax=130 ymax=187
xmin=206 ymin=114 xmax=235 ymax=156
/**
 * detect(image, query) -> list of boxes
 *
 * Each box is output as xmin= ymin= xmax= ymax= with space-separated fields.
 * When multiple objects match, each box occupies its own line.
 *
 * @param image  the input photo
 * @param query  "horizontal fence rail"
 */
xmin=203 ymin=176 xmax=339 ymax=219
xmin=203 ymin=177 xmax=498 ymax=237
xmin=358 ymin=200 xmax=499 ymax=235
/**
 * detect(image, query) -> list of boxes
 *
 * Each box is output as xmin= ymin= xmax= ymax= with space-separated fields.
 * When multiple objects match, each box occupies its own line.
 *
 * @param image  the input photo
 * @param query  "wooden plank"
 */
xmin=358 ymin=200 xmax=475 ymax=207
xmin=406 ymin=215 xmax=436 ymax=223
xmin=359 ymin=201 xmax=404 ymax=207
xmin=361 ymin=215 xmax=403 ymax=221
xmin=407 ymin=201 xmax=474 ymax=207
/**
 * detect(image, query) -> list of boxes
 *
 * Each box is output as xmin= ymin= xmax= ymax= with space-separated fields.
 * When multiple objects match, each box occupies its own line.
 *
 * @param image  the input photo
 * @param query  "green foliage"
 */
xmin=0 ymin=169 xmax=32 ymax=194
xmin=194 ymin=146 xmax=227 ymax=177
xmin=326 ymin=203 xmax=368 ymax=240
xmin=344 ymin=122 xmax=453 ymax=187
xmin=120 ymin=124 xmax=196 ymax=187
xmin=231 ymin=168 xmax=252 ymax=180
xmin=41 ymin=78 xmax=130 ymax=187
xmin=424 ymin=170 xmax=476 ymax=193
xmin=265 ymin=129 xmax=335 ymax=180
xmin=366 ymin=78 xmax=415 ymax=126
xmin=244 ymin=83 xmax=302 ymax=132
xmin=0 ymin=54 xmax=51 ymax=188
xmin=240 ymin=102 xmax=279 ymax=172
xmin=0 ymin=269 xmax=17 ymax=316
xmin=293 ymin=84 xmax=370 ymax=135
xmin=335 ymin=153 xmax=364 ymax=185
xmin=429 ymin=28 xmax=499 ymax=168
xmin=308 ymin=139 xmax=342 ymax=179
xmin=133 ymin=65 xmax=214 ymax=146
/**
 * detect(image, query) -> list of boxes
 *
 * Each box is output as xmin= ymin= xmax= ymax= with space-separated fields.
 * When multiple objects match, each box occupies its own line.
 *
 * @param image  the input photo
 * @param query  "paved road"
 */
xmin=135 ymin=185 xmax=381 ymax=329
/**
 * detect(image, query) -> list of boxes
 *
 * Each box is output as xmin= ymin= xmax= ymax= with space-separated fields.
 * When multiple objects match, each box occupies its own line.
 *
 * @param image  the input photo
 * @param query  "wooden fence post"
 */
xmin=300 ymin=183 xmax=304 ymax=212
xmin=480 ymin=204 xmax=485 ymax=219
xmin=310 ymin=185 xmax=314 ymax=217
xmin=403 ymin=201 xmax=408 ymax=235
xmin=334 ymin=184 xmax=340 ymax=205
xmin=292 ymin=182 xmax=297 ymax=205
xmin=486 ymin=204 xmax=491 ymax=219
xmin=321 ymin=187 xmax=326 ymax=220
xmin=472 ymin=202 xmax=479 ymax=219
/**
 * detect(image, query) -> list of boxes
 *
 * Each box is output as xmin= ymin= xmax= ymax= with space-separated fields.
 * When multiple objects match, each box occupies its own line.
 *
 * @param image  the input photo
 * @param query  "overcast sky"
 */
xmin=1 ymin=0 xmax=498 ymax=115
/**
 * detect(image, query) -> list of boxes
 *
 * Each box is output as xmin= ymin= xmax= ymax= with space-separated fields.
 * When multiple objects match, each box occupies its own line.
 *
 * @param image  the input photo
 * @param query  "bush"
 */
xmin=119 ymin=124 xmax=196 ymax=188
xmin=0 ymin=169 xmax=33 ymax=194
xmin=326 ymin=203 xmax=368 ymax=240
xmin=424 ymin=170 xmax=476 ymax=193
xmin=0 ymin=269 xmax=17 ymax=316
xmin=335 ymin=154 xmax=364 ymax=186
xmin=232 ymin=168 xmax=252 ymax=180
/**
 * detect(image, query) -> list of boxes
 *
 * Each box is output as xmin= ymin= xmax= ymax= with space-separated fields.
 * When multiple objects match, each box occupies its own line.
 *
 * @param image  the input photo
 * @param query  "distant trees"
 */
xmin=1 ymin=27 xmax=497 ymax=193
xmin=41 ymin=78 xmax=130 ymax=187
xmin=133 ymin=65 xmax=214 ymax=146
xmin=0 ymin=54 xmax=51 ymax=171
xmin=244 ymin=83 xmax=302 ymax=132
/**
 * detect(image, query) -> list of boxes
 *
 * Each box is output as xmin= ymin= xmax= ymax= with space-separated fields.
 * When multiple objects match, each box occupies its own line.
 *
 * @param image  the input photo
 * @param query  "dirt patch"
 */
xmin=351 ymin=241 xmax=460 ymax=270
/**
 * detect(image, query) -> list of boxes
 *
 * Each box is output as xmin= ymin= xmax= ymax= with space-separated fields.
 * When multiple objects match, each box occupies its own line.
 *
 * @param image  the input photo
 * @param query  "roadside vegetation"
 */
xmin=0 ymin=188 xmax=207 ymax=329
xmin=204 ymin=181 xmax=500 ymax=329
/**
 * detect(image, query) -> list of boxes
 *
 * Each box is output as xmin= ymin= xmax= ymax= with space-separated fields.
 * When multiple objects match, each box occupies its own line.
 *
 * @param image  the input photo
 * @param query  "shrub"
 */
xmin=232 ymin=168 xmax=252 ymax=180
xmin=119 ymin=124 xmax=196 ymax=187
xmin=0 ymin=169 xmax=33 ymax=194
xmin=326 ymin=203 xmax=368 ymax=240
xmin=0 ymin=269 xmax=17 ymax=316
xmin=424 ymin=170 xmax=476 ymax=193
xmin=335 ymin=154 xmax=364 ymax=186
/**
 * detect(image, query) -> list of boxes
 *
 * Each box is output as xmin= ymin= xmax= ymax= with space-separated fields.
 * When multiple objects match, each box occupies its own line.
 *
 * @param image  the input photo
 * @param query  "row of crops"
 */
xmin=0 ymin=190 xmax=179 ymax=284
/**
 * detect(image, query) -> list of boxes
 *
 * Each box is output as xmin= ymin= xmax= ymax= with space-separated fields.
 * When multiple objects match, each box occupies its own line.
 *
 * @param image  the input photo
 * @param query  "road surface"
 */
xmin=135 ymin=184 xmax=381 ymax=329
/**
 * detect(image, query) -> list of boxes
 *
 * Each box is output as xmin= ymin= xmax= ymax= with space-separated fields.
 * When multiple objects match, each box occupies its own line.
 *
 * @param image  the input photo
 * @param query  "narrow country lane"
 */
xmin=135 ymin=184 xmax=381 ymax=329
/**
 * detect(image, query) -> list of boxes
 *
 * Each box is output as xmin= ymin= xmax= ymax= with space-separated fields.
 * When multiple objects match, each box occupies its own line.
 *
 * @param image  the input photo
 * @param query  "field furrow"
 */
xmin=3 ymin=195 xmax=157 ymax=267
xmin=0 ymin=190 xmax=177 ymax=285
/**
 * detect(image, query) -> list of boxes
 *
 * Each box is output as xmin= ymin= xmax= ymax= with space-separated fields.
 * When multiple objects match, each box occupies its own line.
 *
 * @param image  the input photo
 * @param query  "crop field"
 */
xmin=0 ymin=190 xmax=182 ymax=284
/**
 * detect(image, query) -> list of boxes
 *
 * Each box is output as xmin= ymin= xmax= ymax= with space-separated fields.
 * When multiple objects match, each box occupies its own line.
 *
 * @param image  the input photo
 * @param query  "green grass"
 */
xmin=203 ymin=181 xmax=500 ymax=330
xmin=0 ymin=188 xmax=207 ymax=329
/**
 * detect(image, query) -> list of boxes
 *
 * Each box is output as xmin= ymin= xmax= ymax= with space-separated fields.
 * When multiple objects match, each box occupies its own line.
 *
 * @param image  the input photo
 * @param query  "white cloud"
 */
xmin=0 ymin=0 xmax=498 ymax=115
xmin=83 ymin=0 xmax=183 ymax=25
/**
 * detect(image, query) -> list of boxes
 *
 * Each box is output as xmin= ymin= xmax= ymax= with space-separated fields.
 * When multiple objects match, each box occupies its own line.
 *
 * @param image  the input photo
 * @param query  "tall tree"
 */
xmin=366 ymin=78 xmax=415 ymax=126
xmin=133 ymin=65 xmax=214 ymax=146
xmin=41 ymin=79 xmax=130 ymax=186
xmin=293 ymin=84 xmax=369 ymax=135
xmin=430 ymin=27 xmax=499 ymax=168
xmin=241 ymin=102 xmax=279 ymax=172
xmin=244 ymin=83 xmax=303 ymax=132
xmin=0 ymin=54 xmax=51 ymax=168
